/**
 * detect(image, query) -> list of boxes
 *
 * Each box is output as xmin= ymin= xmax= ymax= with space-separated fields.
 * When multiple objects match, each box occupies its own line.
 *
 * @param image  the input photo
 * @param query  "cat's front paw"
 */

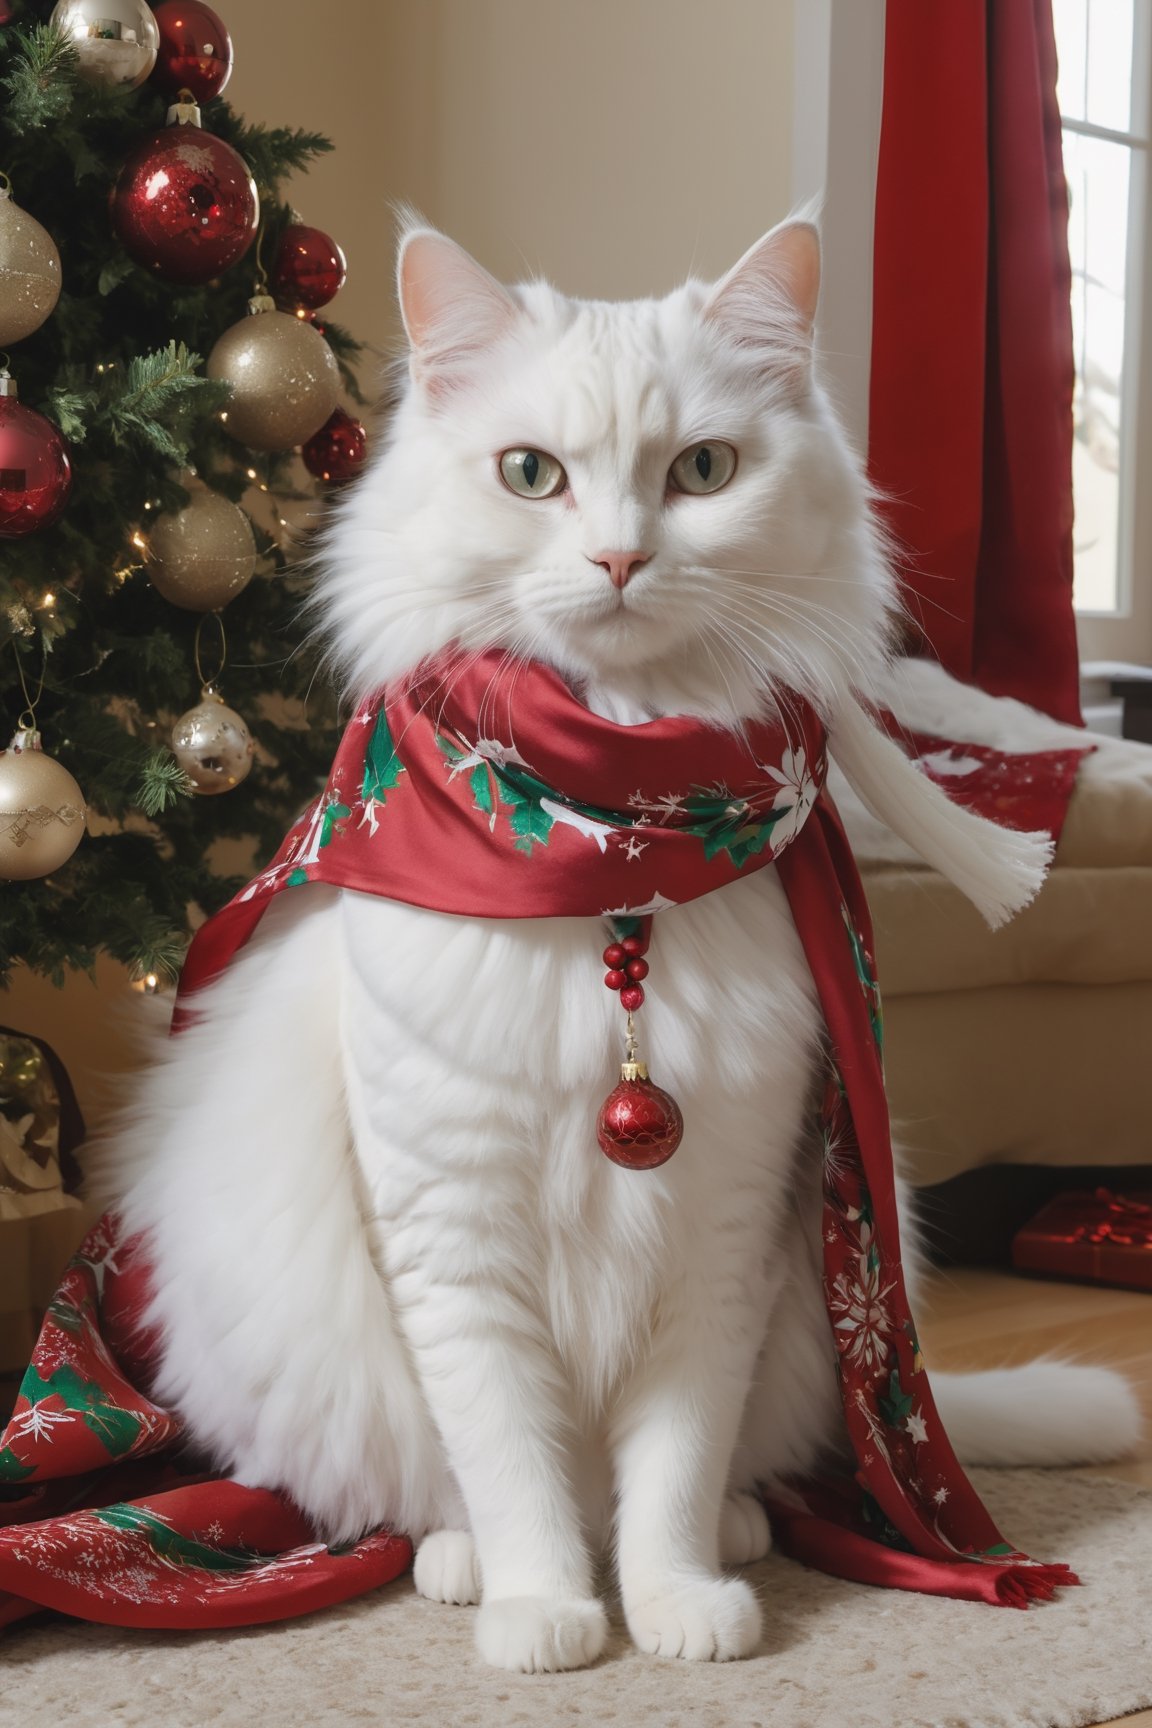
xmin=719 ymin=1490 xmax=773 ymax=1565
xmin=626 ymin=1576 xmax=761 ymax=1661
xmin=413 ymin=1530 xmax=481 ymax=1605
xmin=475 ymin=1595 xmax=608 ymax=1672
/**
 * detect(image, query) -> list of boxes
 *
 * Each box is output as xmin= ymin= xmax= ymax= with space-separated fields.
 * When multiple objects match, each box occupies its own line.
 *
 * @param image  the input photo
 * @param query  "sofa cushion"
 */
xmin=1050 ymin=743 xmax=1152 ymax=868
xmin=867 ymin=864 xmax=1152 ymax=996
xmin=885 ymin=982 xmax=1152 ymax=1186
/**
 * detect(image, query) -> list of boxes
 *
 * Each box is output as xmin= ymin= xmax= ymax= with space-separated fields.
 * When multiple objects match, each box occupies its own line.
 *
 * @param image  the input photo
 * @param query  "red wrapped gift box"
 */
xmin=1012 ymin=1188 xmax=1152 ymax=1292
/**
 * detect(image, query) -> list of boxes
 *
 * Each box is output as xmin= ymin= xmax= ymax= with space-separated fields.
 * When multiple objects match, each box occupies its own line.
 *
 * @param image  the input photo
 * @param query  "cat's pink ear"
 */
xmin=704 ymin=221 xmax=820 ymax=383
xmin=397 ymin=227 xmax=518 ymax=397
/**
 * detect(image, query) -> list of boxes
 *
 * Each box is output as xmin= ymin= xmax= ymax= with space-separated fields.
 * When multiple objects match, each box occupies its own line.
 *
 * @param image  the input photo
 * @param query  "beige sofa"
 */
xmin=849 ymin=673 xmax=1152 ymax=1190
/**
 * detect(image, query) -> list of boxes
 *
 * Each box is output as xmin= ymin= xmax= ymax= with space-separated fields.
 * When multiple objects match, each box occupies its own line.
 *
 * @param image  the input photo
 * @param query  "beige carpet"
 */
xmin=0 ymin=1470 xmax=1149 ymax=1728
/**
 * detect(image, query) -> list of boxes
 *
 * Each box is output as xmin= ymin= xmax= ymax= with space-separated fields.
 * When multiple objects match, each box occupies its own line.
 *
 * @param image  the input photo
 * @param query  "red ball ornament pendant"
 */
xmin=0 ymin=381 xmax=72 ymax=538
xmin=597 ymin=1062 xmax=684 ymax=1171
xmin=151 ymin=0 xmax=233 ymax=101
xmin=272 ymin=222 xmax=347 ymax=311
xmin=301 ymin=407 xmax=368 ymax=485
xmin=110 ymin=98 xmax=258 ymax=284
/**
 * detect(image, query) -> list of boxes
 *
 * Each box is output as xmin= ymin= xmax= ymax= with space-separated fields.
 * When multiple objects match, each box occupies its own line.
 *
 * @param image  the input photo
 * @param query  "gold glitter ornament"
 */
xmin=207 ymin=294 xmax=340 ymax=452
xmin=146 ymin=482 xmax=256 ymax=611
xmin=49 ymin=0 xmax=159 ymax=90
xmin=0 ymin=184 xmax=62 ymax=347
xmin=171 ymin=687 xmax=254 ymax=794
xmin=0 ymin=727 xmax=87 ymax=881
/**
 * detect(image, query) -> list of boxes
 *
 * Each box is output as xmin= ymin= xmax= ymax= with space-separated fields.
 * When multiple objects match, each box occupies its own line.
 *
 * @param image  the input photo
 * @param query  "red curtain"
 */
xmin=868 ymin=0 xmax=1082 ymax=724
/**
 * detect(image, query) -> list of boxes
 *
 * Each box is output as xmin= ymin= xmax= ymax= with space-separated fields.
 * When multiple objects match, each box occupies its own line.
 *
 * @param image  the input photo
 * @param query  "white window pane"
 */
xmin=1054 ymin=0 xmax=1089 ymax=121
xmin=1072 ymin=441 xmax=1121 ymax=609
xmin=1084 ymin=135 xmax=1129 ymax=295
xmin=1064 ymin=128 xmax=1131 ymax=613
xmin=1086 ymin=0 xmax=1133 ymax=133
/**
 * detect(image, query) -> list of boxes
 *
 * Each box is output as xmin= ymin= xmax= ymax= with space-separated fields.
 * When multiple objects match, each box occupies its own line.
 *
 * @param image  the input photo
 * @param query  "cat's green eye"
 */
xmin=668 ymin=441 xmax=737 ymax=495
xmin=498 ymin=448 xmax=567 ymax=499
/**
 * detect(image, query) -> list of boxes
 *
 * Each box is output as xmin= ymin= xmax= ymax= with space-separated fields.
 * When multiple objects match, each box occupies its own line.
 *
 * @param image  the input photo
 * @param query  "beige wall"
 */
xmin=394 ymin=0 xmax=796 ymax=300
xmin=6 ymin=0 xmax=798 ymax=1122
xmin=225 ymin=0 xmax=796 ymax=356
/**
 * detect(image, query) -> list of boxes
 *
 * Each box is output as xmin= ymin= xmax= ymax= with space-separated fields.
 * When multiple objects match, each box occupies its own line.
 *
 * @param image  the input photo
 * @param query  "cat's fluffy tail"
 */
xmin=931 ymin=1363 xmax=1143 ymax=1467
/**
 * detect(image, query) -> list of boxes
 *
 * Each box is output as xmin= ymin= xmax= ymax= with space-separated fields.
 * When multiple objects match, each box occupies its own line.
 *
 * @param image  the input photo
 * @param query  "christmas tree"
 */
xmin=0 ymin=0 xmax=369 ymax=987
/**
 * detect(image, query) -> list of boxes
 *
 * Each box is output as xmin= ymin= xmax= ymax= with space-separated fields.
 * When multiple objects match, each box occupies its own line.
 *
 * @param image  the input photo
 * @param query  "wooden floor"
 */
xmin=919 ymin=1266 xmax=1152 ymax=1728
xmin=3 ymin=1266 xmax=1150 ymax=1721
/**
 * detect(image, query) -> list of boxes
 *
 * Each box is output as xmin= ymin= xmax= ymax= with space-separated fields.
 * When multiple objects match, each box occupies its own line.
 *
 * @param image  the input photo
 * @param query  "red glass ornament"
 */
xmin=625 ymin=957 xmax=649 ymax=981
xmin=110 ymin=118 xmax=258 ymax=284
xmin=301 ymin=407 xmax=368 ymax=486
xmin=603 ymin=943 xmax=626 ymax=968
xmin=621 ymin=934 xmax=648 ymax=958
xmin=604 ymin=967 xmax=627 ymax=991
xmin=272 ymin=223 xmax=347 ymax=311
xmin=0 ymin=393 xmax=72 ymax=538
xmin=597 ymin=1070 xmax=684 ymax=1170
xmin=619 ymin=984 xmax=645 ymax=1012
xmin=151 ymin=1 xmax=233 ymax=102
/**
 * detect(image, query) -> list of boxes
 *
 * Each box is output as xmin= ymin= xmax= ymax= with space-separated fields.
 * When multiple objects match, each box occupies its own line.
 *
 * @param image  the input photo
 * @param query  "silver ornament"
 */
xmin=146 ymin=483 xmax=256 ymax=611
xmin=0 ymin=728 xmax=87 ymax=881
xmin=171 ymin=687 xmax=254 ymax=794
xmin=207 ymin=295 xmax=340 ymax=452
xmin=0 ymin=187 xmax=62 ymax=347
xmin=50 ymin=0 xmax=160 ymax=91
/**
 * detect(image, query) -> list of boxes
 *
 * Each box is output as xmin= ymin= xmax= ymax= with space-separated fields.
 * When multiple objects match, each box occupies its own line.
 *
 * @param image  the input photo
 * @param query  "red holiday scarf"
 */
xmin=0 ymin=652 xmax=1077 ymax=1632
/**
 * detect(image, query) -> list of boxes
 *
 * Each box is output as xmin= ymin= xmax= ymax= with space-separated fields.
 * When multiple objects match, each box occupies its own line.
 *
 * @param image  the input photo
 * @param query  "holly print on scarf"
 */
xmin=176 ymin=654 xmax=832 ymax=953
xmin=0 ymin=1222 xmax=412 ymax=1632
xmin=842 ymin=906 xmax=884 ymax=1055
xmin=0 ymin=1215 xmax=178 ymax=1488
xmin=438 ymin=721 xmax=818 ymax=868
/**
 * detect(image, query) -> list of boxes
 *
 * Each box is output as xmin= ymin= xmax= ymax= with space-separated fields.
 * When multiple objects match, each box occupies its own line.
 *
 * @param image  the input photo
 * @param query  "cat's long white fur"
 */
xmin=829 ymin=695 xmax=1053 ymax=927
xmin=99 ymin=215 xmax=1141 ymax=1677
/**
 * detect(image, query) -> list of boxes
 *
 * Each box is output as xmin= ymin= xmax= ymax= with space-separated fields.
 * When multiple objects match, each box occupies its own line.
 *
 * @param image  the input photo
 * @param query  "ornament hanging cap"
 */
xmin=166 ymin=90 xmax=202 ymax=126
xmin=0 ymin=369 xmax=16 ymax=400
xmin=247 ymin=293 xmax=276 ymax=316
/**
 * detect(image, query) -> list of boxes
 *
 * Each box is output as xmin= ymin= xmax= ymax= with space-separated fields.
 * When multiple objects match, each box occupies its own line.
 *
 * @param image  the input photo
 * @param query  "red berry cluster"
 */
xmin=603 ymin=932 xmax=650 ymax=1012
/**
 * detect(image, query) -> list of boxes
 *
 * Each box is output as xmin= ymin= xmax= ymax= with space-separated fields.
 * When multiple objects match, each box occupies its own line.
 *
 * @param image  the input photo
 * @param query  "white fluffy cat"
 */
xmin=101 ymin=217 xmax=1140 ymax=1674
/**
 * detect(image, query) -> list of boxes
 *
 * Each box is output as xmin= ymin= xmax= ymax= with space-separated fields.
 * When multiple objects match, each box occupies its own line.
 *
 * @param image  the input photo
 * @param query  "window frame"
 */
xmin=1068 ymin=2 xmax=1152 ymax=665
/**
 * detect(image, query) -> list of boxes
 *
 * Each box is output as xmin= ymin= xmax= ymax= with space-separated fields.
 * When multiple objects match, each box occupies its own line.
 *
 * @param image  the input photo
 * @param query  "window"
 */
xmin=1053 ymin=0 xmax=1150 ymax=642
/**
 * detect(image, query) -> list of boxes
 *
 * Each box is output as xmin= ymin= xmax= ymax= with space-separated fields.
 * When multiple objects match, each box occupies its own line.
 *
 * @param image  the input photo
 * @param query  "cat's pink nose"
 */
xmin=589 ymin=550 xmax=652 ymax=590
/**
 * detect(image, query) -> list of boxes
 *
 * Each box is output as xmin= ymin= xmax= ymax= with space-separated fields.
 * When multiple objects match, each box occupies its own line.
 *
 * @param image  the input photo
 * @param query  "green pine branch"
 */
xmin=229 ymin=124 xmax=335 ymax=195
xmin=47 ymin=344 xmax=233 ymax=466
xmin=99 ymin=341 xmax=233 ymax=465
xmin=135 ymin=750 xmax=196 ymax=818
xmin=0 ymin=23 xmax=77 ymax=133
xmin=319 ymin=319 xmax=369 ymax=405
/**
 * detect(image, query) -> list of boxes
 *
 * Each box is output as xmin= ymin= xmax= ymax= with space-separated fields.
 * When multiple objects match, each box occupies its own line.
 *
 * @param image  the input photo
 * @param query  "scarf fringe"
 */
xmin=995 ymin=1563 xmax=1081 ymax=1608
xmin=829 ymin=696 xmax=1053 ymax=928
xmin=766 ymin=1501 xmax=1080 ymax=1608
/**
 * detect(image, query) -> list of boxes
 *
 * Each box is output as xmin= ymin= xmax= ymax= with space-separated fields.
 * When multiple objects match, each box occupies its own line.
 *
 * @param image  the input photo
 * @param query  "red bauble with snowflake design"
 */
xmin=150 ymin=0 xmax=233 ymax=102
xmin=110 ymin=100 xmax=258 ymax=284
xmin=302 ymin=407 xmax=367 ymax=486
xmin=272 ymin=222 xmax=347 ymax=311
